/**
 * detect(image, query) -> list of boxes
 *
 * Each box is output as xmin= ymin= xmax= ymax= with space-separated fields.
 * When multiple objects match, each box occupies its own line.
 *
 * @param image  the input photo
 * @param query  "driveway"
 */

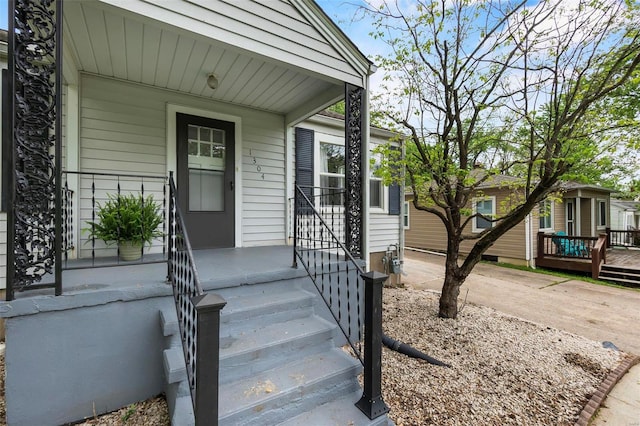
xmin=401 ymin=249 xmax=640 ymax=354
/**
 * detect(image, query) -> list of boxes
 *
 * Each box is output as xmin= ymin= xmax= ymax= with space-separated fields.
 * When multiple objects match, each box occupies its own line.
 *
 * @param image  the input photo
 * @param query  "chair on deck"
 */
xmin=551 ymin=231 xmax=589 ymax=257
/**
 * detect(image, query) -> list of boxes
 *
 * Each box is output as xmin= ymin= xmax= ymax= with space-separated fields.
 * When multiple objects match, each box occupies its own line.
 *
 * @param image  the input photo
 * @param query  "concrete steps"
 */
xmin=160 ymin=275 xmax=389 ymax=425
xmin=599 ymin=265 xmax=640 ymax=287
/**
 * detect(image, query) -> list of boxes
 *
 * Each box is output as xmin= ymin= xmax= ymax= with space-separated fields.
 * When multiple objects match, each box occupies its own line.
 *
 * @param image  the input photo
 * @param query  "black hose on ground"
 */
xmin=382 ymin=334 xmax=451 ymax=368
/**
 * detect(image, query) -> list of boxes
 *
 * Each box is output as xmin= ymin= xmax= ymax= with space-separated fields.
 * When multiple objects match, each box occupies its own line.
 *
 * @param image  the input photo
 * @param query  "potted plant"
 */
xmin=85 ymin=193 xmax=163 ymax=261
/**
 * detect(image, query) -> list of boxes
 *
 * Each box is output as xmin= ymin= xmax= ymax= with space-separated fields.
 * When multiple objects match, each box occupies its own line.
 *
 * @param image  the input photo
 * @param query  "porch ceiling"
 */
xmin=63 ymin=1 xmax=348 ymax=122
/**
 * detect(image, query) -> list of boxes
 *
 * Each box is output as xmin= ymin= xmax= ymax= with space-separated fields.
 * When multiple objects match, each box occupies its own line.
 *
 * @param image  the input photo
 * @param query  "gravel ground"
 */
xmin=381 ymin=287 xmax=622 ymax=425
xmin=0 ymin=287 xmax=622 ymax=425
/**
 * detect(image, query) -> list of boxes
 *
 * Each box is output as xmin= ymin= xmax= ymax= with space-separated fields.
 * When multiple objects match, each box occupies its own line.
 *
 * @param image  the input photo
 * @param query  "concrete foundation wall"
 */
xmin=2 ymin=285 xmax=174 ymax=426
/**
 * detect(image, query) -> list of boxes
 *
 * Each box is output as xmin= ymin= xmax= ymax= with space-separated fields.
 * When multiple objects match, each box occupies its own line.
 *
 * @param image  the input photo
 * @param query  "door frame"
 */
xmin=167 ymin=104 xmax=243 ymax=247
xmin=566 ymin=199 xmax=575 ymax=236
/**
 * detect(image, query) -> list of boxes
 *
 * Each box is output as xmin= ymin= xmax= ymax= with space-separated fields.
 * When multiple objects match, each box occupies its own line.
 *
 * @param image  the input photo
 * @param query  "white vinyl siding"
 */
xmin=369 ymin=214 xmax=401 ymax=253
xmin=78 ymin=74 xmax=286 ymax=253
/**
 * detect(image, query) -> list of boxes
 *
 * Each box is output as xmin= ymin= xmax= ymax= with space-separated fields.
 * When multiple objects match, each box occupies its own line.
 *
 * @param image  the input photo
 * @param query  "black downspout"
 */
xmin=382 ymin=334 xmax=451 ymax=368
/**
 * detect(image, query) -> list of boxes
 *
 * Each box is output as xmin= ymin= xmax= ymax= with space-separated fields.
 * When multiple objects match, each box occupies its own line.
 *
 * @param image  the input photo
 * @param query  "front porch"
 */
xmin=10 ymin=245 xmax=300 ymax=298
xmin=2 ymin=246 xmax=377 ymax=425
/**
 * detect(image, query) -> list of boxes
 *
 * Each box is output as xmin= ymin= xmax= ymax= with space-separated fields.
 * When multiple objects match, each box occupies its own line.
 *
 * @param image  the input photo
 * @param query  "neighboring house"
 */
xmin=0 ymin=2 xmax=398 ymax=425
xmin=405 ymin=177 xmax=613 ymax=268
xmin=610 ymin=198 xmax=640 ymax=230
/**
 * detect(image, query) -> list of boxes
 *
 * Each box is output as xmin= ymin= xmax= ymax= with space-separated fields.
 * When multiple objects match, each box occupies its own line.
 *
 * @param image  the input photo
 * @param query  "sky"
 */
xmin=0 ymin=0 xmax=5 ymax=31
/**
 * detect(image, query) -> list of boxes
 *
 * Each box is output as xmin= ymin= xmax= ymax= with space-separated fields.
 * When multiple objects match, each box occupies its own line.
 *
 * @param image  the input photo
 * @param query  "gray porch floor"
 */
xmin=10 ymin=245 xmax=302 ymax=303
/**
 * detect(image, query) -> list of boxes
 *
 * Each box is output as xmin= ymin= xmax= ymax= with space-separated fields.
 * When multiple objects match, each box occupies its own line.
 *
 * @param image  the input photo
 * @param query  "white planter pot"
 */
xmin=119 ymin=241 xmax=143 ymax=261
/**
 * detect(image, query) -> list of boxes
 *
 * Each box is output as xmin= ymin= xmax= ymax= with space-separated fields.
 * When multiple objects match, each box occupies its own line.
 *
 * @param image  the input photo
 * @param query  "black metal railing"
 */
xmin=62 ymin=181 xmax=75 ymax=256
xmin=61 ymin=171 xmax=168 ymax=269
xmin=293 ymin=185 xmax=363 ymax=361
xmin=607 ymin=227 xmax=640 ymax=248
xmin=292 ymin=184 xmax=389 ymax=419
xmin=167 ymin=173 xmax=225 ymax=425
xmin=290 ymin=185 xmax=346 ymax=245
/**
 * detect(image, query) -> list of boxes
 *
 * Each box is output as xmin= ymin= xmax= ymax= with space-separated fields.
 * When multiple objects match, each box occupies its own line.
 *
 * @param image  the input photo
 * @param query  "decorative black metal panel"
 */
xmin=7 ymin=0 xmax=63 ymax=299
xmin=345 ymin=84 xmax=364 ymax=257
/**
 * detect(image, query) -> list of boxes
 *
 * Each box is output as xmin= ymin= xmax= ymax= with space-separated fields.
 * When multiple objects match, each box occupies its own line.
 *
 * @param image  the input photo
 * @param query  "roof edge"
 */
xmin=292 ymin=0 xmax=376 ymax=79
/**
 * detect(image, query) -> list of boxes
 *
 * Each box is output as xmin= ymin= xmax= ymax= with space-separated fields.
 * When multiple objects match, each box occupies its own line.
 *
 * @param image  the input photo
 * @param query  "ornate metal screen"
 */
xmin=7 ymin=0 xmax=63 ymax=299
xmin=345 ymin=83 xmax=365 ymax=257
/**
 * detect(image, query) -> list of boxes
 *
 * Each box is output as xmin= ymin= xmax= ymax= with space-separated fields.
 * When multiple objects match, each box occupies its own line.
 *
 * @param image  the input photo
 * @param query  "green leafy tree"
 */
xmin=365 ymin=0 xmax=640 ymax=318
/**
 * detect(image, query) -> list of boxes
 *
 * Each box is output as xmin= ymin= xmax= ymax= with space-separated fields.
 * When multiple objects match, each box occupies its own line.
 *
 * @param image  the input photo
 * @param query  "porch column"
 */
xmin=7 ymin=0 xmax=63 ymax=300
xmin=345 ymin=83 xmax=365 ymax=258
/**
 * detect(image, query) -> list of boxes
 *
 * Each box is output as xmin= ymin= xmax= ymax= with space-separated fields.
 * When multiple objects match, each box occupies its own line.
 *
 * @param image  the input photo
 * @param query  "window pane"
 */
xmin=599 ymin=201 xmax=606 ymax=226
xmin=200 ymin=127 xmax=211 ymax=142
xmin=212 ymin=144 xmax=225 ymax=159
xmin=370 ymin=152 xmax=381 ymax=177
xmin=476 ymin=199 xmax=493 ymax=229
xmin=320 ymin=143 xmax=345 ymax=174
xmin=189 ymin=169 xmax=224 ymax=211
xmin=200 ymin=142 xmax=211 ymax=157
xmin=370 ymin=180 xmax=382 ymax=208
xmin=403 ymin=202 xmax=410 ymax=228
xmin=539 ymin=201 xmax=551 ymax=229
xmin=188 ymin=125 xmax=198 ymax=140
xmin=188 ymin=141 xmax=198 ymax=156
xmin=320 ymin=175 xmax=344 ymax=189
xmin=212 ymin=129 xmax=224 ymax=144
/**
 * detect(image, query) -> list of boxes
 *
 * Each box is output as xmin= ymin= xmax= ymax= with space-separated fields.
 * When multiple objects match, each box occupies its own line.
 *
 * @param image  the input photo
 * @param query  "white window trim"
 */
xmin=472 ymin=196 xmax=496 ymax=233
xmin=597 ymin=199 xmax=607 ymax=230
xmin=403 ymin=201 xmax=410 ymax=229
xmin=369 ymin=150 xmax=387 ymax=213
xmin=538 ymin=199 xmax=554 ymax=232
xmin=315 ymin=134 xmax=345 ymax=189
xmin=314 ymin=136 xmax=389 ymax=212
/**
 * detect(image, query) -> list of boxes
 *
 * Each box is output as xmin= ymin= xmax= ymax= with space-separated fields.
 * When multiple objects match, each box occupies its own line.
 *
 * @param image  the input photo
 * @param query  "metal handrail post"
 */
xmin=356 ymin=271 xmax=390 ymax=420
xmin=292 ymin=181 xmax=298 ymax=268
xmin=193 ymin=292 xmax=227 ymax=426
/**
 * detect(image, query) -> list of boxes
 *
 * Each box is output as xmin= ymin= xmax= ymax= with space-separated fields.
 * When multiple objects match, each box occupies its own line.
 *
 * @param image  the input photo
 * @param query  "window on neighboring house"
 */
xmin=539 ymin=199 xmax=553 ymax=231
xmin=472 ymin=196 xmax=496 ymax=232
xmin=319 ymin=141 xmax=345 ymax=205
xmin=369 ymin=151 xmax=384 ymax=209
xmin=597 ymin=199 xmax=607 ymax=228
xmin=403 ymin=201 xmax=410 ymax=229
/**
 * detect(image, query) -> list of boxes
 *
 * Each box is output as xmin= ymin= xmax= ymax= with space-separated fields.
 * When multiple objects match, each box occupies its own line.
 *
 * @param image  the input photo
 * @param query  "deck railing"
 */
xmin=292 ymin=184 xmax=389 ymax=420
xmin=61 ymin=171 xmax=168 ymax=269
xmin=606 ymin=227 xmax=640 ymax=248
xmin=536 ymin=232 xmax=607 ymax=278
xmin=167 ymin=173 xmax=226 ymax=426
xmin=537 ymin=232 xmax=597 ymax=260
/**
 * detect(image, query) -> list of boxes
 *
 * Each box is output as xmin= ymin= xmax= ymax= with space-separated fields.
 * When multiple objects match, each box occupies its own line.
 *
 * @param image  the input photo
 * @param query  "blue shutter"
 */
xmin=388 ymin=146 xmax=401 ymax=215
xmin=295 ymin=127 xmax=314 ymax=205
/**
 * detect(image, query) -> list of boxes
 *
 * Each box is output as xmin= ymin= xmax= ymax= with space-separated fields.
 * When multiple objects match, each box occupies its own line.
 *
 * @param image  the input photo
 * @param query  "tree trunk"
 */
xmin=439 ymin=264 xmax=462 ymax=319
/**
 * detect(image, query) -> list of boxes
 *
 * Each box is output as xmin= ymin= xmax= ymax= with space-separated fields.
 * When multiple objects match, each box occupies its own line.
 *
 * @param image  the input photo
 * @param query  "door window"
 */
xmin=187 ymin=124 xmax=226 ymax=211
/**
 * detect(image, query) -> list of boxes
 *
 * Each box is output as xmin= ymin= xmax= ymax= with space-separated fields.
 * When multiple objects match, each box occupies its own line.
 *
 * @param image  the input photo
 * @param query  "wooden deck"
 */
xmin=606 ymin=248 xmax=640 ymax=270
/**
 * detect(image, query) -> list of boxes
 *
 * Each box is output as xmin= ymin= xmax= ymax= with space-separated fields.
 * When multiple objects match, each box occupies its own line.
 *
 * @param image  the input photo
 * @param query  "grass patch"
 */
xmin=484 ymin=261 xmax=640 ymax=291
